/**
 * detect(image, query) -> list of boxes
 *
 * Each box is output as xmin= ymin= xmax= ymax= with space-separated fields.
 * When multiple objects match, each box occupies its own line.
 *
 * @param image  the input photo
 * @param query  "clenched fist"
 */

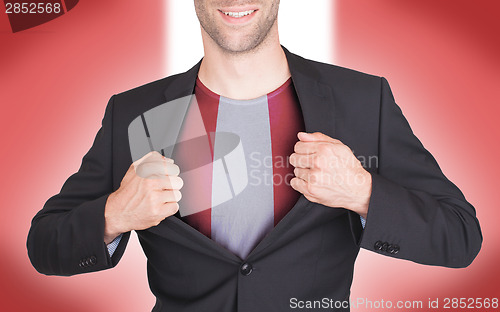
xmin=104 ymin=151 xmax=184 ymax=244
xmin=289 ymin=132 xmax=371 ymax=218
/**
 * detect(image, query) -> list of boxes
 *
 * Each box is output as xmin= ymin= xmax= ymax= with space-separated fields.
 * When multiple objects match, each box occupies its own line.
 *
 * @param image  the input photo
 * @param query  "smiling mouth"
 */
xmin=219 ymin=9 xmax=257 ymax=18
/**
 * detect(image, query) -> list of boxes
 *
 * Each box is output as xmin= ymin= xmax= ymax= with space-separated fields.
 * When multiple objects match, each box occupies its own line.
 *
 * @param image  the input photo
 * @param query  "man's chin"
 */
xmin=216 ymin=37 xmax=267 ymax=55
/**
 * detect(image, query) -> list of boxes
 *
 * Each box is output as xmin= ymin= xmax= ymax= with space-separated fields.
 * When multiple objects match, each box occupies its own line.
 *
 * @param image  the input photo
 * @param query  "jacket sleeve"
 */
xmin=356 ymin=77 xmax=482 ymax=268
xmin=27 ymin=96 xmax=131 ymax=276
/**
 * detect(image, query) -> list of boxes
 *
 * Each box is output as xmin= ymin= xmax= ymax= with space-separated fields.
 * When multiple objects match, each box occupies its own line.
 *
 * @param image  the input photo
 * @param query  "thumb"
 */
xmin=297 ymin=132 xmax=340 ymax=143
xmin=133 ymin=151 xmax=159 ymax=167
xmin=126 ymin=151 xmax=171 ymax=179
xmin=133 ymin=151 xmax=173 ymax=167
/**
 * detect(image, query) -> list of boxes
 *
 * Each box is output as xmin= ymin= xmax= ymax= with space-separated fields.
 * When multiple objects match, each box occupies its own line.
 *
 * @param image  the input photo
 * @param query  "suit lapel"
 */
xmin=163 ymin=60 xmax=201 ymax=102
xmin=283 ymin=46 xmax=336 ymax=137
xmin=161 ymin=61 xmax=202 ymax=158
xmin=127 ymin=61 xmax=202 ymax=161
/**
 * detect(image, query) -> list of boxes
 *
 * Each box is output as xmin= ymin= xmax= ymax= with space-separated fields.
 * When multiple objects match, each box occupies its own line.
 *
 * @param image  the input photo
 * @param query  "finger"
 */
xmin=290 ymin=177 xmax=314 ymax=197
xmin=161 ymin=202 xmax=180 ymax=217
xmin=298 ymin=132 xmax=342 ymax=144
xmin=290 ymin=177 xmax=319 ymax=203
xmin=133 ymin=151 xmax=162 ymax=166
xmin=290 ymin=176 xmax=305 ymax=192
xmin=294 ymin=167 xmax=324 ymax=186
xmin=294 ymin=141 xmax=314 ymax=154
xmin=164 ymin=158 xmax=174 ymax=163
xmin=161 ymin=176 xmax=184 ymax=190
xmin=289 ymin=153 xmax=316 ymax=168
xmin=293 ymin=167 xmax=310 ymax=181
xmin=294 ymin=141 xmax=333 ymax=154
xmin=165 ymin=162 xmax=180 ymax=176
xmin=150 ymin=175 xmax=183 ymax=191
xmin=158 ymin=190 xmax=182 ymax=203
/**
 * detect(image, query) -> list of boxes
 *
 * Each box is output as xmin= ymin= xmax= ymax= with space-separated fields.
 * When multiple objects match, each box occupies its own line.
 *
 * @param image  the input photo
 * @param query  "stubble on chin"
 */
xmin=195 ymin=1 xmax=280 ymax=55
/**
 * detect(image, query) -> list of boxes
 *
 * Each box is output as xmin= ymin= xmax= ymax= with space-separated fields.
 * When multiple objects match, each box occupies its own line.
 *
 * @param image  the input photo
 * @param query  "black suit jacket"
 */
xmin=27 ymin=47 xmax=482 ymax=311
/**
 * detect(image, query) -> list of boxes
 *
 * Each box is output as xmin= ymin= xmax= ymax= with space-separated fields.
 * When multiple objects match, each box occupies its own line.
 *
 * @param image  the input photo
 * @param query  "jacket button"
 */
xmin=387 ymin=244 xmax=395 ymax=253
xmin=392 ymin=245 xmax=400 ymax=254
xmin=374 ymin=241 xmax=383 ymax=250
xmin=240 ymin=263 xmax=253 ymax=276
xmin=381 ymin=242 xmax=389 ymax=252
xmin=89 ymin=256 xmax=97 ymax=265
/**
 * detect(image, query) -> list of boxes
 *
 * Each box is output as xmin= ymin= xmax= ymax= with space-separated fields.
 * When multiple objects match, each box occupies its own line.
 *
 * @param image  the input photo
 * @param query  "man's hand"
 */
xmin=289 ymin=132 xmax=371 ymax=218
xmin=103 ymin=151 xmax=183 ymax=244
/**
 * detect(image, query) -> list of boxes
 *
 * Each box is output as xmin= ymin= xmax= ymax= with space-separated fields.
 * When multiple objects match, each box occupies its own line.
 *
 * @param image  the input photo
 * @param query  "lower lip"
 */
xmin=218 ymin=10 xmax=258 ymax=24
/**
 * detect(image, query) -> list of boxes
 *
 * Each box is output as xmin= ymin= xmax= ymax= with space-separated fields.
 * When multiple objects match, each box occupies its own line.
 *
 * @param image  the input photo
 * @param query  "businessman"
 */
xmin=27 ymin=1 xmax=482 ymax=311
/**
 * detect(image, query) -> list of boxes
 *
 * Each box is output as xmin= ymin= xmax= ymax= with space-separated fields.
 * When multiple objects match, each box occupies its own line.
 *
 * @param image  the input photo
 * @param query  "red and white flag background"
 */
xmin=1 ymin=1 xmax=499 ymax=310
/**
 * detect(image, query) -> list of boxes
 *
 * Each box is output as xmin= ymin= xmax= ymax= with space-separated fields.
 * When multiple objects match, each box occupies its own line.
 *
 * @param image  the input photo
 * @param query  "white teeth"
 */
xmin=222 ymin=10 xmax=255 ymax=18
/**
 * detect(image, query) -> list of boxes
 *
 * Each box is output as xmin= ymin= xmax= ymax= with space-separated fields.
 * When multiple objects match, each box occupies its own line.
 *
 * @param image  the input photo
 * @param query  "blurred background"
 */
xmin=0 ymin=0 xmax=498 ymax=310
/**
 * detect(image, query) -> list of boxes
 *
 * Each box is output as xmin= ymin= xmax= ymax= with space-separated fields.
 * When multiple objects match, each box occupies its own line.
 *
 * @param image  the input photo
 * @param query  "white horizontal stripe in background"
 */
xmin=165 ymin=0 xmax=334 ymax=76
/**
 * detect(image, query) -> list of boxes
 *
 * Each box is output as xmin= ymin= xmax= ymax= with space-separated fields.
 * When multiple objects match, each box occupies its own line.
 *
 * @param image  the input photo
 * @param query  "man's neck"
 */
xmin=197 ymin=30 xmax=290 ymax=100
